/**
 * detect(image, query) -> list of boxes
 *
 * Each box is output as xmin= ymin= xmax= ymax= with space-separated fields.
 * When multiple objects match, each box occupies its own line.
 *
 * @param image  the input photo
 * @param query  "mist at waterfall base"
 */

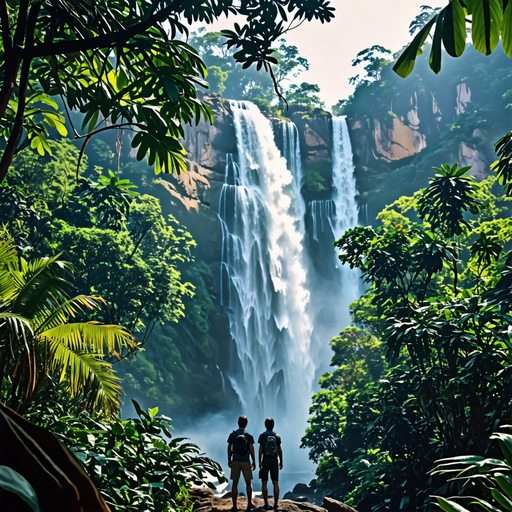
xmin=167 ymin=105 xmax=359 ymax=494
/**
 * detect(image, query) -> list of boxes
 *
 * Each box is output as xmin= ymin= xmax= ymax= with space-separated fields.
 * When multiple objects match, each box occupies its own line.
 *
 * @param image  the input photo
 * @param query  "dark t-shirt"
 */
xmin=228 ymin=429 xmax=255 ymax=463
xmin=258 ymin=430 xmax=281 ymax=463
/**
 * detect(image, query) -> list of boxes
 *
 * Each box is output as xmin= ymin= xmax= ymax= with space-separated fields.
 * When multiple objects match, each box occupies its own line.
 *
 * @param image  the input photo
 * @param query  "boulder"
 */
xmin=293 ymin=484 xmax=310 ymax=495
xmin=190 ymin=487 xmax=357 ymax=512
xmin=322 ymin=497 xmax=358 ymax=512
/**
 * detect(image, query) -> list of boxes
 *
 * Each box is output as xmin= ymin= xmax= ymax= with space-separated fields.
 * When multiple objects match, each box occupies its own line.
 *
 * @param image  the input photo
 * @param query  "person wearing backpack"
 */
xmin=227 ymin=415 xmax=256 ymax=511
xmin=258 ymin=418 xmax=283 ymax=510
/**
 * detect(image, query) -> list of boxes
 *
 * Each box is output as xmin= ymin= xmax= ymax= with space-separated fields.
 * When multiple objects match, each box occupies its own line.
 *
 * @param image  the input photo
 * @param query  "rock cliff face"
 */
xmin=348 ymin=80 xmax=492 ymax=207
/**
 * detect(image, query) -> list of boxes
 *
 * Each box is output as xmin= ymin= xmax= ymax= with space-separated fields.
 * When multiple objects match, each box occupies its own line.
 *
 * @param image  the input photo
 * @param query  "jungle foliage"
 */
xmin=189 ymin=30 xmax=323 ymax=109
xmin=1 ymin=130 xmax=226 ymax=414
xmin=303 ymin=165 xmax=512 ymax=510
xmin=26 ymin=386 xmax=225 ymax=512
xmin=0 ymin=235 xmax=137 ymax=415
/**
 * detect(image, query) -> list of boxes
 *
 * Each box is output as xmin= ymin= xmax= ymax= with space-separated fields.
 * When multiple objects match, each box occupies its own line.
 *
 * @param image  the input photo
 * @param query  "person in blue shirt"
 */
xmin=258 ymin=418 xmax=283 ymax=510
xmin=227 ymin=415 xmax=256 ymax=511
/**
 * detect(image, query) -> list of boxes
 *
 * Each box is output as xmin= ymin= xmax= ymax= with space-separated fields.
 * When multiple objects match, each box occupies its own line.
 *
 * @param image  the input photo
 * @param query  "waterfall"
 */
xmin=218 ymin=102 xmax=314 ymax=461
xmin=331 ymin=116 xmax=359 ymax=237
xmin=307 ymin=200 xmax=336 ymax=242
xmin=282 ymin=121 xmax=305 ymax=221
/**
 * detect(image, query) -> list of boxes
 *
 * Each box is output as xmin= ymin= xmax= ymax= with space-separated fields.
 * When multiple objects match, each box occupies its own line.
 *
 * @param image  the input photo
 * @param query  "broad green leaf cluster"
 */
xmin=26 ymin=391 xmax=226 ymax=512
xmin=394 ymin=0 xmax=512 ymax=78
xmin=433 ymin=429 xmax=512 ymax=511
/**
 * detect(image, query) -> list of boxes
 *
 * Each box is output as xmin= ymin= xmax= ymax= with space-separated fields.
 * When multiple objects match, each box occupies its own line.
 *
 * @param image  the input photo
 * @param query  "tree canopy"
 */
xmin=0 ymin=0 xmax=334 ymax=184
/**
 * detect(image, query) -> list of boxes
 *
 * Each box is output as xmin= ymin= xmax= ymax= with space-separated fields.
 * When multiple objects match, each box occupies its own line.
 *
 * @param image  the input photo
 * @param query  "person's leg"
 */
xmin=232 ymin=479 xmax=239 ymax=510
xmin=272 ymin=480 xmax=279 ymax=509
xmin=261 ymin=480 xmax=269 ymax=508
xmin=245 ymin=478 xmax=253 ymax=509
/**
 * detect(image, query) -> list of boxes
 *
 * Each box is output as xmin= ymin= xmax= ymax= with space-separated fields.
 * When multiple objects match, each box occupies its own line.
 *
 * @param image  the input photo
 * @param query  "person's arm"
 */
xmin=228 ymin=442 xmax=233 ymax=468
xmin=258 ymin=444 xmax=263 ymax=469
xmin=249 ymin=444 xmax=256 ymax=470
xmin=278 ymin=446 xmax=283 ymax=470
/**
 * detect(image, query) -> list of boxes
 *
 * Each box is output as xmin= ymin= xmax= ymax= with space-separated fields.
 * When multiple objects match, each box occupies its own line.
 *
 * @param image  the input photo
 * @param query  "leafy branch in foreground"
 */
xmin=433 ymin=428 xmax=512 ymax=511
xmin=0 ymin=0 xmax=335 ymax=184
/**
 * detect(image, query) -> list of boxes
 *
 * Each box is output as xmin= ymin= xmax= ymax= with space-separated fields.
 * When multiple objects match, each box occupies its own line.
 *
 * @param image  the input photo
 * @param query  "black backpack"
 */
xmin=264 ymin=434 xmax=279 ymax=457
xmin=233 ymin=430 xmax=249 ymax=456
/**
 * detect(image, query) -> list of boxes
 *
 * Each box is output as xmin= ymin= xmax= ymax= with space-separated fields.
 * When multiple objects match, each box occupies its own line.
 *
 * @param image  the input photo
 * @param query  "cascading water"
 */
xmin=303 ymin=116 xmax=360 ymax=376
xmin=331 ymin=116 xmax=361 ymax=301
xmin=331 ymin=116 xmax=359 ymax=238
xmin=218 ymin=101 xmax=314 ymax=469
xmin=282 ymin=121 xmax=305 ymax=222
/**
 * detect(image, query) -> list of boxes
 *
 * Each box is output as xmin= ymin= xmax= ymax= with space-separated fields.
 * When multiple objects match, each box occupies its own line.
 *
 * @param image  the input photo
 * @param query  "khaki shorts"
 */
xmin=230 ymin=461 xmax=252 ymax=481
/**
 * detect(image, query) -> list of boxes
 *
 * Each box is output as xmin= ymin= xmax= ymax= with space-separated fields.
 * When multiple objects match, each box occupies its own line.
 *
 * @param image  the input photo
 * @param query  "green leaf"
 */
xmin=502 ymin=0 xmax=512 ymax=56
xmin=430 ymin=10 xmax=445 ymax=73
xmin=495 ymin=474 xmax=512 ymax=501
xmin=0 ymin=466 xmax=41 ymax=512
xmin=393 ymin=15 xmax=437 ymax=77
xmin=491 ymin=487 xmax=512 ymax=509
xmin=442 ymin=0 xmax=467 ymax=57
xmin=435 ymin=496 xmax=471 ymax=512
xmin=469 ymin=0 xmax=502 ymax=55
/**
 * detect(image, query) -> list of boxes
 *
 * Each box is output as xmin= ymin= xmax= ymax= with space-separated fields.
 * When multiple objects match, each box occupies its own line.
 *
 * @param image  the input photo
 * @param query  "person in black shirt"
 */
xmin=227 ymin=415 xmax=256 ymax=511
xmin=258 ymin=418 xmax=283 ymax=510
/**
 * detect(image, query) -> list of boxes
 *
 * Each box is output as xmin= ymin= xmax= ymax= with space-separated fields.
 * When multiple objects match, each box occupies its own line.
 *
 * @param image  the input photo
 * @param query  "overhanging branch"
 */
xmin=25 ymin=0 xmax=185 ymax=59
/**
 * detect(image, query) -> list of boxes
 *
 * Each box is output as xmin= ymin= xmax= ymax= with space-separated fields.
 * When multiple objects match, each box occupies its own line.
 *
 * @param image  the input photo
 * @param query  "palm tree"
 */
xmin=0 ymin=235 xmax=137 ymax=415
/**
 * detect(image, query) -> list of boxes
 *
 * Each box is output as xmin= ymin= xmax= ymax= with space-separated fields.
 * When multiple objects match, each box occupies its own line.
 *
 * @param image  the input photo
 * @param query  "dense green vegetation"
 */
xmin=301 ymin=6 xmax=512 ymax=511
xmin=303 ymin=167 xmax=512 ymax=510
xmin=25 ymin=387 xmax=225 ymax=511
xmin=0 ymin=0 xmax=334 ymax=184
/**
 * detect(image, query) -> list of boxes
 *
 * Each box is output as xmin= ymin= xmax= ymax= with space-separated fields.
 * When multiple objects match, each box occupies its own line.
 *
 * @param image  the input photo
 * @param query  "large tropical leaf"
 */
xmin=393 ymin=15 xmax=437 ymax=77
xmin=394 ymin=0 xmax=508 ymax=77
xmin=32 ymin=295 xmax=106 ymax=334
xmin=7 ymin=255 xmax=73 ymax=316
xmin=468 ymin=0 xmax=502 ymax=55
xmin=46 ymin=342 xmax=123 ymax=414
xmin=41 ymin=322 xmax=136 ymax=356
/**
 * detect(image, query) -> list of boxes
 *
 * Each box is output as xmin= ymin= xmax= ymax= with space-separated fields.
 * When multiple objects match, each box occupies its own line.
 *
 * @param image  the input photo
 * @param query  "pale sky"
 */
xmin=198 ymin=0 xmax=447 ymax=108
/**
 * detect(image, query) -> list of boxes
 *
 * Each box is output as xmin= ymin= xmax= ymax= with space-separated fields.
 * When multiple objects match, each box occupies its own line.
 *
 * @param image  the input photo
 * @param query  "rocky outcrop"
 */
xmin=347 ymin=79 xmax=494 ymax=211
xmin=288 ymin=106 xmax=333 ymax=184
xmin=0 ymin=402 xmax=109 ymax=512
xmin=189 ymin=488 xmax=357 ymax=512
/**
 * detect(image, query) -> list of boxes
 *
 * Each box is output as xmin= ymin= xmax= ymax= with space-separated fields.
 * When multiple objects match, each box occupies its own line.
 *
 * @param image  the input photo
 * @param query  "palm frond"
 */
xmin=47 ymin=343 xmax=122 ymax=415
xmin=0 ymin=269 xmax=17 ymax=304
xmin=8 ymin=256 xmax=73 ymax=316
xmin=41 ymin=322 xmax=137 ymax=356
xmin=0 ymin=236 xmax=17 ymax=266
xmin=33 ymin=295 xmax=107 ymax=333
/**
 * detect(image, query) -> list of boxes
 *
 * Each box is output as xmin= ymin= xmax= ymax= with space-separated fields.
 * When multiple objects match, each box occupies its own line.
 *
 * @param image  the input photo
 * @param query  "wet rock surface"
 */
xmin=190 ymin=488 xmax=357 ymax=512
